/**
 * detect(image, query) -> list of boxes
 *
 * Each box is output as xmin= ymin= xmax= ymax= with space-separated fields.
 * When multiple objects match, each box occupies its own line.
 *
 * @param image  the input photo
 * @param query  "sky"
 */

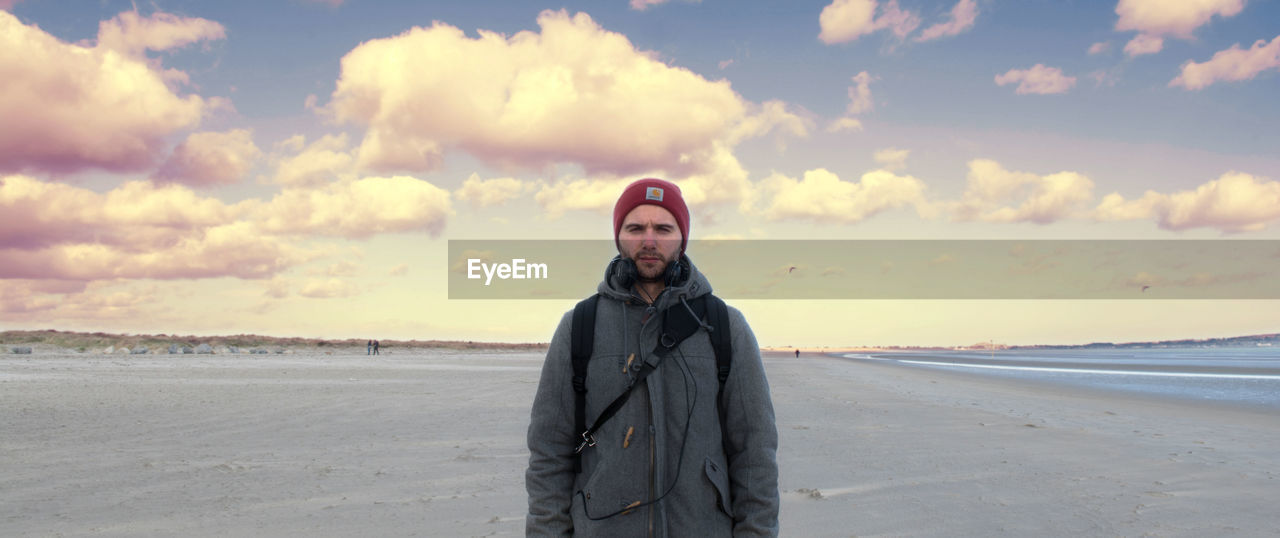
xmin=1 ymin=0 xmax=1279 ymax=347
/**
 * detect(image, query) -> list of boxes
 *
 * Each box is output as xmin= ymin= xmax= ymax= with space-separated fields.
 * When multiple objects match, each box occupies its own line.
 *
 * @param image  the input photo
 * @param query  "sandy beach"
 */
xmin=3 ymin=348 xmax=1278 ymax=537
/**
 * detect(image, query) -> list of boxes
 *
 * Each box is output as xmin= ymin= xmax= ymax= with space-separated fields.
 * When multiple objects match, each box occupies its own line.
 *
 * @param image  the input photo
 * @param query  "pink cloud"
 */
xmin=0 ymin=0 xmax=24 ymax=10
xmin=0 ymin=11 xmax=220 ymax=175
xmin=1170 ymin=35 xmax=1280 ymax=90
xmin=155 ymin=129 xmax=262 ymax=187
xmin=994 ymin=64 xmax=1077 ymax=95
xmin=916 ymin=0 xmax=978 ymax=42
xmin=0 ymin=175 xmax=236 ymax=251
xmin=0 ymin=222 xmax=306 ymax=281
xmin=630 ymin=0 xmax=669 ymax=10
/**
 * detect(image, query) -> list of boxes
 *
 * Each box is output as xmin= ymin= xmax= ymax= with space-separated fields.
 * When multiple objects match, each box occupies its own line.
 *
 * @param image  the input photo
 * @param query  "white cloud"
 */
xmin=818 ymin=0 xmax=920 ymax=44
xmin=755 ymin=168 xmax=929 ymax=223
xmin=916 ymin=0 xmax=978 ymax=42
xmin=328 ymin=10 xmax=794 ymax=181
xmin=96 ymin=10 xmax=225 ymax=56
xmin=994 ymin=64 xmax=1076 ymax=95
xmin=1115 ymin=0 xmax=1244 ymax=39
xmin=1095 ymin=171 xmax=1280 ymax=232
xmin=953 ymin=159 xmax=1095 ymax=224
xmin=1170 ymin=35 xmax=1280 ymax=90
xmin=156 ymin=129 xmax=261 ymax=187
xmin=828 ymin=71 xmax=874 ymax=132
xmin=1115 ymin=0 xmax=1244 ymax=57
xmin=1088 ymin=41 xmax=1111 ymax=55
xmin=256 ymin=175 xmax=453 ymax=238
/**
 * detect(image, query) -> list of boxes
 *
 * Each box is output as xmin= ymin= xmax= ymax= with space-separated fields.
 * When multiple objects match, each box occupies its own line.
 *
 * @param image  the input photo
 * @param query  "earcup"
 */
xmin=611 ymin=255 xmax=686 ymax=289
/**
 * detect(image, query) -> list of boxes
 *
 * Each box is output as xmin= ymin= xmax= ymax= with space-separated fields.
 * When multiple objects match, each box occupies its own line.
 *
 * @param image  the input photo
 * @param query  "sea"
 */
xmin=844 ymin=347 xmax=1280 ymax=411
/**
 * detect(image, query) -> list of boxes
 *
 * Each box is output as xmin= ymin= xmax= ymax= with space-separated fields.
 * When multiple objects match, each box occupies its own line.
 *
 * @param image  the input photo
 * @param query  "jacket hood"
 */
xmin=596 ymin=254 xmax=712 ymax=310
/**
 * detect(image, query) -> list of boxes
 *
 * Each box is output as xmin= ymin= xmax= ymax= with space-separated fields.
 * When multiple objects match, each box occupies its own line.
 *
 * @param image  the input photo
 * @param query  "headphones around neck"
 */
xmin=610 ymin=254 xmax=686 ymax=290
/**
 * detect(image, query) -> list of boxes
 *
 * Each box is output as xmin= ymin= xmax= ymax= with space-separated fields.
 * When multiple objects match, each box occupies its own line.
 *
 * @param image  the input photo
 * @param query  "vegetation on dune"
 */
xmin=0 ymin=329 xmax=548 ymax=352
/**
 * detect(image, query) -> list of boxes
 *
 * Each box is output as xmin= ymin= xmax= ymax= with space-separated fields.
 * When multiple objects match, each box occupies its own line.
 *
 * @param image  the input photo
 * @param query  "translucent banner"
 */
xmin=447 ymin=240 xmax=1280 ymax=299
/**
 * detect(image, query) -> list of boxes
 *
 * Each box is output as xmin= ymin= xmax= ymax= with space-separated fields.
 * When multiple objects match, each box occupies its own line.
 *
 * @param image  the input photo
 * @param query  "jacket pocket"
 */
xmin=703 ymin=456 xmax=734 ymax=518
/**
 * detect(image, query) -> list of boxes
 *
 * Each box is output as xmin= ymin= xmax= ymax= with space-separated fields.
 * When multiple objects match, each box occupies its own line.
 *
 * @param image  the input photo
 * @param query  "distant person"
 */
xmin=526 ymin=178 xmax=779 ymax=535
xmin=367 ymin=340 xmax=373 ymax=355
xmin=373 ymin=340 xmax=380 ymax=355
xmin=795 ymin=349 xmax=800 ymax=358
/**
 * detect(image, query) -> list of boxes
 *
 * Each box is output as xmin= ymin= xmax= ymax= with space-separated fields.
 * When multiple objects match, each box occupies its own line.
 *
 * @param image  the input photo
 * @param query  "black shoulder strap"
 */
xmin=703 ymin=295 xmax=732 ymax=455
xmin=570 ymin=294 xmax=599 ymax=473
xmin=570 ymin=293 xmax=734 ymax=472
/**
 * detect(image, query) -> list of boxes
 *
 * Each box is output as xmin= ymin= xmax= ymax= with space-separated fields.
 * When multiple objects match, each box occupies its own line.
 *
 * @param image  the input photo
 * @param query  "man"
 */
xmin=526 ymin=178 xmax=779 ymax=536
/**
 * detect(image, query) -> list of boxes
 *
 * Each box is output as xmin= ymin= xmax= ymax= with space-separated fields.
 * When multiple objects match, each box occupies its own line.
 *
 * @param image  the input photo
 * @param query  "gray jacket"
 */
xmin=526 ymin=256 xmax=779 ymax=536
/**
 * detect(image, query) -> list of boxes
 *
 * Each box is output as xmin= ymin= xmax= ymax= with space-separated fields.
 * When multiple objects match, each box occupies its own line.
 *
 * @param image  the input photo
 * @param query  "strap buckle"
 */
xmin=574 ymin=432 xmax=596 ymax=454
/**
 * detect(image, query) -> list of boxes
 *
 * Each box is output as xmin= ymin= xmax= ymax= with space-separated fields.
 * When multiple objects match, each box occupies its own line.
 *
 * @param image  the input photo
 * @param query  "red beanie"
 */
xmin=612 ymin=178 xmax=690 ymax=254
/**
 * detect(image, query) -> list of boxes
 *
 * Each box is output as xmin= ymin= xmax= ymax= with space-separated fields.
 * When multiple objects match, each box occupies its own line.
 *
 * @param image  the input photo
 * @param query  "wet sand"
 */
xmin=2 ymin=348 xmax=1277 ymax=536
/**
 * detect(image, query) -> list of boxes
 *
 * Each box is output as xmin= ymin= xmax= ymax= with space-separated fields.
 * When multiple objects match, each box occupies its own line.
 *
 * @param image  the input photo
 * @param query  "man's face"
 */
xmin=618 ymin=204 xmax=682 ymax=282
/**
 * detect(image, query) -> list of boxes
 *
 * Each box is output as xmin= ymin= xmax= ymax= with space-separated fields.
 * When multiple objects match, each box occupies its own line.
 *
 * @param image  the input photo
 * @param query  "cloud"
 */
xmin=256 ymin=176 xmax=453 ymax=238
xmin=155 ymin=129 xmax=261 ymax=187
xmin=270 ymin=133 xmax=356 ymax=187
xmin=874 ymin=148 xmax=910 ymax=171
xmin=1095 ymin=171 xmax=1280 ymax=232
xmin=826 ymin=117 xmax=864 ymax=133
xmin=0 ymin=10 xmax=220 ymax=174
xmin=455 ymin=174 xmax=532 ymax=208
xmin=630 ymin=0 xmax=668 ymax=10
xmin=532 ymin=136 xmax=757 ymax=218
xmin=299 ymin=278 xmax=358 ymax=299
xmin=96 ymin=10 xmax=226 ymax=56
xmin=818 ymin=0 xmax=920 ymax=44
xmin=328 ymin=10 xmax=791 ymax=180
xmin=535 ymin=178 xmax=631 ymax=219
xmin=0 ymin=175 xmax=235 ymax=251
xmin=388 ymin=263 xmax=409 ymax=276
xmin=0 ymin=280 xmax=160 ymax=322
xmin=1123 ymin=33 xmax=1164 ymax=56
xmin=953 ymin=159 xmax=1095 ymax=224
xmin=1115 ymin=0 xmax=1244 ymax=57
xmin=755 ymin=168 xmax=929 ymax=223
xmin=1169 ymin=35 xmax=1280 ymax=90
xmin=0 ymin=0 xmax=24 ymax=10
xmin=827 ymin=71 xmax=874 ymax=132
xmin=1088 ymin=41 xmax=1111 ymax=55
xmin=994 ymin=64 xmax=1076 ymax=95
xmin=1115 ymin=0 xmax=1243 ymax=39
xmin=916 ymin=0 xmax=978 ymax=42
xmin=0 ymin=222 xmax=307 ymax=281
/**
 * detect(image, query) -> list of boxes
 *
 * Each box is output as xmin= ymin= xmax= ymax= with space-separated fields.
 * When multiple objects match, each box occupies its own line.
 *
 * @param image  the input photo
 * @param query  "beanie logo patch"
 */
xmin=646 ymin=187 xmax=664 ymax=201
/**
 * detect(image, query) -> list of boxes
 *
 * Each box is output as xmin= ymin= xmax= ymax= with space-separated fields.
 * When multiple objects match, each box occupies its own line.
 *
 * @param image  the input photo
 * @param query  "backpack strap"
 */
xmin=703 ymin=295 xmax=733 ymax=460
xmin=569 ymin=294 xmax=599 ymax=473
xmin=570 ymin=293 xmax=734 ymax=474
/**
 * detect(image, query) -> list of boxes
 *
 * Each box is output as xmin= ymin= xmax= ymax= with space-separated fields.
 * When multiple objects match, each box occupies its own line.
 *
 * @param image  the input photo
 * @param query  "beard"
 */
xmin=631 ymin=249 xmax=675 ymax=282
